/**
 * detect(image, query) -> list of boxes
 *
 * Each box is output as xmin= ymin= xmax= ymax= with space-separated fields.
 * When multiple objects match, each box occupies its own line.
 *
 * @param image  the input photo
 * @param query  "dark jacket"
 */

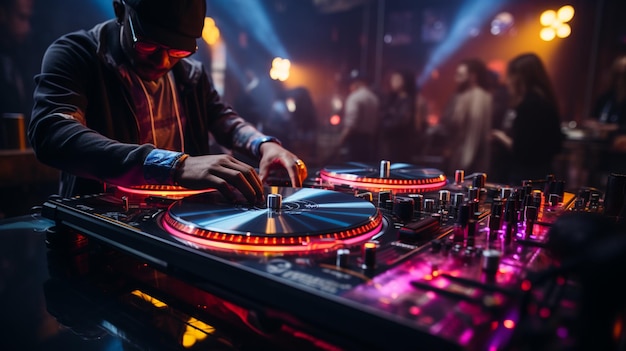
xmin=28 ymin=20 xmax=263 ymax=196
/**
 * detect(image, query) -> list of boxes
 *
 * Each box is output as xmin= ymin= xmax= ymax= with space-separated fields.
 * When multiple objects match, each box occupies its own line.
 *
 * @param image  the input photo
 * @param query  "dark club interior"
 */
xmin=1 ymin=0 xmax=626 ymax=350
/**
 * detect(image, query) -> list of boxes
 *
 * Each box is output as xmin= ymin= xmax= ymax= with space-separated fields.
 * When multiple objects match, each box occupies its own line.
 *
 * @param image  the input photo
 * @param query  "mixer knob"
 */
xmin=378 ymin=191 xmax=392 ymax=209
xmin=524 ymin=206 xmax=538 ymax=237
xmin=361 ymin=241 xmax=377 ymax=270
xmin=482 ymin=249 xmax=502 ymax=274
xmin=454 ymin=169 xmax=465 ymax=185
xmin=424 ymin=198 xmax=435 ymax=213
xmin=548 ymin=194 xmax=561 ymax=207
xmin=408 ymin=193 xmax=424 ymax=213
xmin=336 ymin=248 xmax=350 ymax=268
xmin=379 ymin=160 xmax=391 ymax=178
xmin=532 ymin=190 xmax=542 ymax=208
xmin=466 ymin=219 xmax=476 ymax=246
xmin=500 ymin=187 xmax=513 ymax=200
xmin=267 ymin=193 xmax=282 ymax=210
xmin=468 ymin=186 xmax=479 ymax=202
xmin=393 ymin=197 xmax=414 ymax=221
xmin=439 ymin=190 xmax=451 ymax=207
xmin=472 ymin=173 xmax=486 ymax=189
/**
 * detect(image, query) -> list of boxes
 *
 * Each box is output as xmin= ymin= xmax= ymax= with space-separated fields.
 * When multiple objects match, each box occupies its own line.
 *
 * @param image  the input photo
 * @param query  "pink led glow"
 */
xmin=459 ymin=328 xmax=474 ymax=345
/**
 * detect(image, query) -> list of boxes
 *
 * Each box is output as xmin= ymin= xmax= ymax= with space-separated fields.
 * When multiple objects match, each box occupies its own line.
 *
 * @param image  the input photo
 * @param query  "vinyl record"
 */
xmin=162 ymin=187 xmax=383 ymax=252
xmin=320 ymin=162 xmax=447 ymax=192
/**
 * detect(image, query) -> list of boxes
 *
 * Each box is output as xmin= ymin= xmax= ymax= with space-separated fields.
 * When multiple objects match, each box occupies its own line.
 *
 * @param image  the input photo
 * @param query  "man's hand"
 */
xmin=257 ymin=142 xmax=308 ymax=187
xmin=173 ymin=154 xmax=264 ymax=204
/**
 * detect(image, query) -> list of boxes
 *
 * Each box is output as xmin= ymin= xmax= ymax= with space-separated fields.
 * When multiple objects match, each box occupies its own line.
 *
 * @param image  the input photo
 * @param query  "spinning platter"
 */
xmin=162 ymin=187 xmax=383 ymax=254
xmin=319 ymin=161 xmax=447 ymax=193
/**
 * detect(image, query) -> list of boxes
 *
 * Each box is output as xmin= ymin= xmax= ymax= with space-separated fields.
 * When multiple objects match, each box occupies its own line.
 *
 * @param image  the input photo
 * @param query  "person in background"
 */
xmin=378 ymin=68 xmax=417 ymax=163
xmin=488 ymin=68 xmax=512 ymax=183
xmin=585 ymin=54 xmax=626 ymax=145
xmin=335 ymin=72 xmax=380 ymax=163
xmin=28 ymin=0 xmax=307 ymax=204
xmin=492 ymin=52 xmax=564 ymax=185
xmin=584 ymin=54 xmax=626 ymax=184
xmin=441 ymin=58 xmax=493 ymax=176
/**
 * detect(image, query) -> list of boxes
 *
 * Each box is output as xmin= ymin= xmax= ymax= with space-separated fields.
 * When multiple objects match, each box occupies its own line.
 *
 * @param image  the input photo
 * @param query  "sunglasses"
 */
xmin=127 ymin=14 xmax=196 ymax=59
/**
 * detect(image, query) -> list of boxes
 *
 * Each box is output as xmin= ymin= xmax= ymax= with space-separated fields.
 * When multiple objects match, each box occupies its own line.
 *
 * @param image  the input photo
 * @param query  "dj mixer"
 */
xmin=38 ymin=161 xmax=626 ymax=351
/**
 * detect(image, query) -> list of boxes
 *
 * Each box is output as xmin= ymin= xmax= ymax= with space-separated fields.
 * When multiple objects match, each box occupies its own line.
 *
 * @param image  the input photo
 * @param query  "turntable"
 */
xmin=317 ymin=160 xmax=447 ymax=193
xmin=162 ymin=187 xmax=384 ymax=254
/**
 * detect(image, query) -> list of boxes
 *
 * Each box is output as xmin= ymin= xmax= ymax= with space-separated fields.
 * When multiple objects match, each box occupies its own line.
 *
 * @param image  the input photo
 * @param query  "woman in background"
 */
xmin=492 ymin=53 xmax=564 ymax=185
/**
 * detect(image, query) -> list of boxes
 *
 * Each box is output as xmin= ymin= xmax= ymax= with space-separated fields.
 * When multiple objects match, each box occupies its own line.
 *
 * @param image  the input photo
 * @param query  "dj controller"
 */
xmin=38 ymin=161 xmax=626 ymax=351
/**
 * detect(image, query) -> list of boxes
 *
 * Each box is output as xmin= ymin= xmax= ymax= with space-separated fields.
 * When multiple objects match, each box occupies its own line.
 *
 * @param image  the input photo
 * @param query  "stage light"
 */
xmin=540 ymin=10 xmax=556 ymax=27
xmin=202 ymin=17 xmax=220 ymax=46
xmin=539 ymin=5 xmax=574 ymax=41
xmin=270 ymin=57 xmax=290 ymax=81
xmin=490 ymin=12 xmax=514 ymax=36
xmin=417 ymin=0 xmax=506 ymax=86
xmin=557 ymin=5 xmax=574 ymax=22
xmin=329 ymin=114 xmax=341 ymax=126
xmin=556 ymin=23 xmax=571 ymax=38
xmin=540 ymin=27 xmax=556 ymax=41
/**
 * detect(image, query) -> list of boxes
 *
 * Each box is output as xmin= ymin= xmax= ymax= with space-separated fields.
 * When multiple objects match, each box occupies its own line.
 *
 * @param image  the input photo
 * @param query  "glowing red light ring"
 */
xmin=319 ymin=171 xmax=447 ymax=192
xmin=161 ymin=211 xmax=383 ymax=253
xmin=116 ymin=185 xmax=214 ymax=197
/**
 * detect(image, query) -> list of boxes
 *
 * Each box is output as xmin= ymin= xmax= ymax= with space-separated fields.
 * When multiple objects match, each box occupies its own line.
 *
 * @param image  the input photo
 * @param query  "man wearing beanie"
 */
xmin=28 ymin=0 xmax=306 ymax=203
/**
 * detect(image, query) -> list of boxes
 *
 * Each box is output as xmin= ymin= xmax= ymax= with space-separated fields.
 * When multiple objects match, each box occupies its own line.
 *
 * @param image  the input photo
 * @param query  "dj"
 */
xmin=28 ymin=0 xmax=307 ymax=204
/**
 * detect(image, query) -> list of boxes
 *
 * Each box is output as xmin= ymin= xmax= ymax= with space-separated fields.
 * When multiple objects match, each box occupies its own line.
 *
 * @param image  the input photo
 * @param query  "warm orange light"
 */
xmin=540 ymin=27 xmax=556 ymax=41
xmin=614 ymin=317 xmax=624 ymax=342
xmin=540 ymin=10 xmax=557 ymax=26
xmin=557 ymin=5 xmax=575 ymax=22
xmin=329 ymin=114 xmax=341 ymax=126
xmin=503 ymin=319 xmax=516 ymax=329
xmin=540 ymin=6 xmax=573 ymax=41
xmin=202 ymin=17 xmax=220 ymax=45
xmin=270 ymin=57 xmax=291 ymax=81
xmin=556 ymin=23 xmax=571 ymax=38
xmin=364 ymin=241 xmax=377 ymax=249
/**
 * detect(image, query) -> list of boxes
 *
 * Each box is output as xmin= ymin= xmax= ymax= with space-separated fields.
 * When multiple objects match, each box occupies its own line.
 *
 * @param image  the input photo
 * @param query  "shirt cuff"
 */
xmin=250 ymin=136 xmax=281 ymax=158
xmin=144 ymin=149 xmax=187 ymax=185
